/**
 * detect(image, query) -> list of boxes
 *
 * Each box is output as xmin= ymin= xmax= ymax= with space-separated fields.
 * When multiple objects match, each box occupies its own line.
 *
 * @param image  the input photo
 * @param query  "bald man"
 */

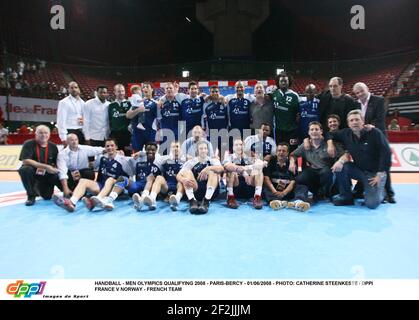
xmin=318 ymin=77 xmax=360 ymax=129
xmin=298 ymin=84 xmax=320 ymax=140
xmin=57 ymin=134 xmax=104 ymax=197
xmin=56 ymin=81 xmax=85 ymax=147
xmin=353 ymin=82 xmax=386 ymax=132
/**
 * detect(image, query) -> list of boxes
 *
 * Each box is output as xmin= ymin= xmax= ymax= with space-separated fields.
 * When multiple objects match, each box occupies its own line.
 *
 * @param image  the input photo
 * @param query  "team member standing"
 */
xmin=298 ymin=84 xmax=320 ymax=140
xmin=318 ymin=77 xmax=360 ymax=129
xmin=157 ymin=82 xmax=182 ymax=150
xmin=126 ymin=82 xmax=158 ymax=152
xmin=249 ymin=83 xmax=274 ymax=132
xmin=223 ymin=139 xmax=264 ymax=209
xmin=180 ymin=82 xmax=205 ymax=138
xmin=19 ymin=125 xmax=61 ymax=206
xmin=177 ymin=141 xmax=224 ymax=214
xmin=269 ymin=72 xmax=300 ymax=152
xmin=202 ymin=85 xmax=229 ymax=158
xmin=108 ymin=84 xmax=132 ymax=155
xmin=225 ymin=81 xmax=254 ymax=142
xmin=57 ymin=81 xmax=85 ymax=146
xmin=83 ymin=85 xmax=110 ymax=147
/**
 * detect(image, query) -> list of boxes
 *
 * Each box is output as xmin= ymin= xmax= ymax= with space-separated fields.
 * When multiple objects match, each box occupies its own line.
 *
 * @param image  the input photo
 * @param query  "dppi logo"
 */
xmin=6 ymin=280 xmax=46 ymax=298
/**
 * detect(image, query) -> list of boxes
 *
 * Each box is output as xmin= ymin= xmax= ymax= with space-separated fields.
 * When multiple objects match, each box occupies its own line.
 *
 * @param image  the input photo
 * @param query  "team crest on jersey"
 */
xmin=286 ymin=96 xmax=292 ymax=103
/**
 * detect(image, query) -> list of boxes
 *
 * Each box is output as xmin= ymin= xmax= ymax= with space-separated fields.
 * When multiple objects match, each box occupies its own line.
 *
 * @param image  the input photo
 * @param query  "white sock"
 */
xmin=142 ymin=190 xmax=150 ymax=197
xmin=69 ymin=197 xmax=77 ymax=205
xmin=205 ymin=186 xmax=215 ymax=200
xmin=149 ymin=191 xmax=157 ymax=201
xmin=185 ymin=188 xmax=195 ymax=200
xmin=109 ymin=191 xmax=118 ymax=201
xmin=255 ymin=186 xmax=262 ymax=196
xmin=175 ymin=192 xmax=182 ymax=203
xmin=227 ymin=187 xmax=234 ymax=196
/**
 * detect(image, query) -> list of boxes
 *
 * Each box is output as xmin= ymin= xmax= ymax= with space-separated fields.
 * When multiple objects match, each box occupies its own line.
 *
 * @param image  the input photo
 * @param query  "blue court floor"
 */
xmin=0 ymin=182 xmax=418 ymax=279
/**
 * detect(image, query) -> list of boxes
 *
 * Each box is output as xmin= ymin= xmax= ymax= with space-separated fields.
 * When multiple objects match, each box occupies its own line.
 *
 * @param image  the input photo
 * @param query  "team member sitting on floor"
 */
xmin=96 ymin=142 xmax=160 ymax=211
xmin=263 ymin=142 xmax=310 ymax=212
xmin=53 ymin=138 xmax=131 ymax=212
xmin=57 ymin=133 xmax=104 ymax=198
xmin=223 ymin=139 xmax=264 ymax=209
xmin=177 ymin=141 xmax=224 ymax=214
xmin=144 ymin=141 xmax=185 ymax=211
xmin=19 ymin=125 xmax=61 ymax=206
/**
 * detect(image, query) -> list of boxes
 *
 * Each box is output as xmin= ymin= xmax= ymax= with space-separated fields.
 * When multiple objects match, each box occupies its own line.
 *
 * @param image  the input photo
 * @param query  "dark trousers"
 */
xmin=110 ymin=130 xmax=131 ymax=156
xmin=264 ymin=188 xmax=295 ymax=203
xmin=68 ymin=129 xmax=85 ymax=145
xmin=295 ymin=167 xmax=334 ymax=202
xmin=89 ymin=139 xmax=105 ymax=147
xmin=18 ymin=165 xmax=62 ymax=199
xmin=66 ymin=168 xmax=95 ymax=191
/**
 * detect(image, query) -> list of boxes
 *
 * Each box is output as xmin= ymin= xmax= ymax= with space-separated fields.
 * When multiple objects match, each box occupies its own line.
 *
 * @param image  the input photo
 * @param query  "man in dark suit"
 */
xmin=353 ymin=82 xmax=395 ymax=203
xmin=318 ymin=77 xmax=360 ymax=130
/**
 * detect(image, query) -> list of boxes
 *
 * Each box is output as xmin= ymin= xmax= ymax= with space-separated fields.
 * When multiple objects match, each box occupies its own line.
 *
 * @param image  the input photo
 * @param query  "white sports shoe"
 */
xmin=102 ymin=197 xmax=114 ymax=211
xmin=132 ymin=193 xmax=143 ymax=211
xmin=91 ymin=196 xmax=105 ymax=208
xmin=143 ymin=195 xmax=156 ymax=210
xmin=169 ymin=194 xmax=178 ymax=211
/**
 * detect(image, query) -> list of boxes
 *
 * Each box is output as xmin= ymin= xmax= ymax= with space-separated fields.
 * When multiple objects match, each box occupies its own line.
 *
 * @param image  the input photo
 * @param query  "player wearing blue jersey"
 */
xmin=223 ymin=139 xmax=264 ymax=209
xmin=102 ymin=142 xmax=160 ymax=211
xmin=126 ymin=82 xmax=158 ymax=152
xmin=143 ymin=141 xmax=185 ymax=211
xmin=202 ymin=85 xmax=229 ymax=158
xmin=157 ymin=83 xmax=181 ymax=150
xmin=180 ymin=82 xmax=205 ymax=138
xmin=53 ymin=138 xmax=131 ymax=212
xmin=299 ymin=84 xmax=320 ymax=140
xmin=177 ymin=141 xmax=224 ymax=214
xmin=225 ymin=81 xmax=254 ymax=140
